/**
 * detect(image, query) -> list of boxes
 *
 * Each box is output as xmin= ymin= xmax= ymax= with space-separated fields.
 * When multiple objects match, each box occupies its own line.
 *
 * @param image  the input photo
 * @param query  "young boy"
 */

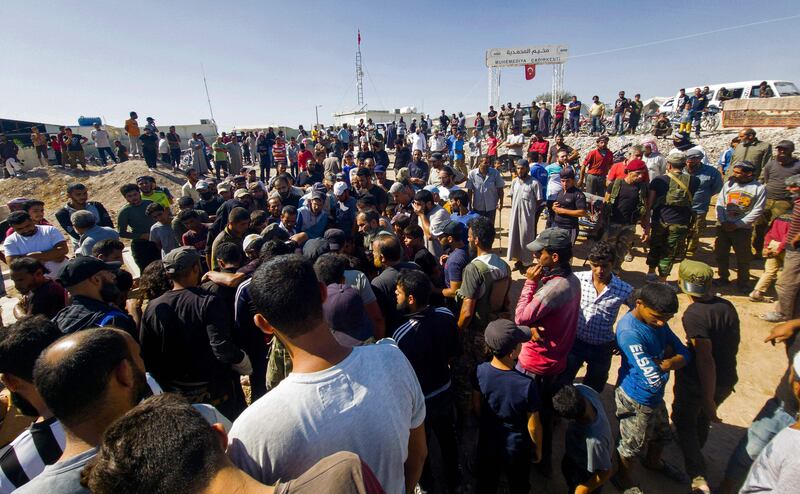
xmin=679 ymin=102 xmax=693 ymax=134
xmin=472 ymin=319 xmax=542 ymax=494
xmin=146 ymin=202 xmax=178 ymax=258
xmin=552 ymin=384 xmax=613 ymax=493
xmin=614 ymin=282 xmax=690 ymax=490
xmin=750 ymin=212 xmax=790 ymax=301
xmin=114 ymin=139 xmax=129 ymax=162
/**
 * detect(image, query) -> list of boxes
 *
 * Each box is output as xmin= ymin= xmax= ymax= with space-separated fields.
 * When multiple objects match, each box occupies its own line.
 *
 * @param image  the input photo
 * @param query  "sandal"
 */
xmin=642 ymin=459 xmax=688 ymax=483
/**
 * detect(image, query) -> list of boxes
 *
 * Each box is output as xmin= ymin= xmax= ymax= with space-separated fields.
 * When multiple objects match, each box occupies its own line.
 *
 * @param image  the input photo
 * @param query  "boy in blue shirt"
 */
xmin=472 ymin=319 xmax=542 ymax=494
xmin=613 ymin=282 xmax=690 ymax=491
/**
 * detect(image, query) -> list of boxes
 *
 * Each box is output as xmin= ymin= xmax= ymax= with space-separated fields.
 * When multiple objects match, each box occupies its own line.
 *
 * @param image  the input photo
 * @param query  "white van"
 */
xmin=659 ymin=80 xmax=800 ymax=113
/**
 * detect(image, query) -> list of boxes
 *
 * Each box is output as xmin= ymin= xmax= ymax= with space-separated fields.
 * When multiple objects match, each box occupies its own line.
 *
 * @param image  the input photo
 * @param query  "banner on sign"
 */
xmin=485 ymin=45 xmax=569 ymax=67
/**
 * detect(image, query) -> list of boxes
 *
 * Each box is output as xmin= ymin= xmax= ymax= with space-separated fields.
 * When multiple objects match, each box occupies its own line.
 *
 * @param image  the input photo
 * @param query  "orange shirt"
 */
xmin=125 ymin=118 xmax=140 ymax=137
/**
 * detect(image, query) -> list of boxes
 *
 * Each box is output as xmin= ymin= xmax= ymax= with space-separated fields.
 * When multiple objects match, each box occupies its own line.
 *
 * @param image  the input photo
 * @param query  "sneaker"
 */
xmin=749 ymin=290 xmax=765 ymax=302
xmin=760 ymin=311 xmax=787 ymax=323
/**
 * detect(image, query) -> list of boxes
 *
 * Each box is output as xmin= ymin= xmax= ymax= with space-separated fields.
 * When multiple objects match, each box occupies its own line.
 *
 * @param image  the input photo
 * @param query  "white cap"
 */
xmin=424 ymin=185 xmax=440 ymax=195
xmin=243 ymin=234 xmax=261 ymax=251
xmin=333 ymin=181 xmax=349 ymax=197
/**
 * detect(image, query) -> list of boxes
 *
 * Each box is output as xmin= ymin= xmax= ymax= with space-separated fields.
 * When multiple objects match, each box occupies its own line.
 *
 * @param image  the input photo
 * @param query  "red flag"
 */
xmin=525 ymin=64 xmax=536 ymax=80
xmin=358 ymin=30 xmax=361 ymax=46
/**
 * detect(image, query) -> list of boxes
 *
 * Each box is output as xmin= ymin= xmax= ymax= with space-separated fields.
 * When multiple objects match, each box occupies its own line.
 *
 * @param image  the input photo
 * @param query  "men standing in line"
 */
xmin=645 ymin=152 xmax=699 ymax=283
xmin=714 ymin=161 xmax=766 ymax=293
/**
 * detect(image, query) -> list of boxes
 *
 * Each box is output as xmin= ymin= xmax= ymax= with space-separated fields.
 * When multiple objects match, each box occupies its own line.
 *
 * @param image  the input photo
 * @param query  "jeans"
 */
xmin=614 ymin=112 xmax=624 ymax=134
xmin=568 ymin=114 xmax=580 ymax=134
xmin=419 ymin=390 xmax=460 ymax=493
xmin=54 ymin=150 xmax=63 ymax=167
xmin=692 ymin=113 xmax=702 ymax=136
xmin=724 ymin=397 xmax=795 ymax=487
xmin=558 ymin=339 xmax=614 ymax=393
xmin=671 ymin=381 xmax=733 ymax=480
xmin=97 ymin=147 xmax=117 ymax=165
xmin=591 ymin=116 xmax=602 ymax=134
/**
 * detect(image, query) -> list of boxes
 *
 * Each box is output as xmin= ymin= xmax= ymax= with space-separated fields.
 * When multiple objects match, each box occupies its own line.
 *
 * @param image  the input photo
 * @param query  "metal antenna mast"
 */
xmin=356 ymin=29 xmax=365 ymax=110
xmin=201 ymin=63 xmax=216 ymax=124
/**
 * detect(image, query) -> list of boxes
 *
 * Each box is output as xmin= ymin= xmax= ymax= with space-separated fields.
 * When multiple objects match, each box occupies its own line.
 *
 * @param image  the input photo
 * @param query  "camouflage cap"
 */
xmin=678 ymin=259 xmax=714 ymax=297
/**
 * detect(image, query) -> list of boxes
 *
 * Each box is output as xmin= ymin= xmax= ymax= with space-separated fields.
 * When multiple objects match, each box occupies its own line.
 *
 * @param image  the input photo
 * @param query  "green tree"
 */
xmin=533 ymin=90 xmax=575 ymax=104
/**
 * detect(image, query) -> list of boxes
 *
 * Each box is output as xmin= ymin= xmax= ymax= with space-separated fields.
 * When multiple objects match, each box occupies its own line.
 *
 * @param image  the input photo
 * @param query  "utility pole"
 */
xmin=356 ymin=29 xmax=364 ymax=110
xmin=201 ymin=63 xmax=216 ymax=130
xmin=315 ymin=105 xmax=323 ymax=127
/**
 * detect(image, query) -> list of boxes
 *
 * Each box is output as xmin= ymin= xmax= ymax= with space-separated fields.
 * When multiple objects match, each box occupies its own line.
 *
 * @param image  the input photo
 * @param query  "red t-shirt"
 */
xmin=527 ymin=140 xmax=549 ymax=158
xmin=487 ymin=137 xmax=499 ymax=156
xmin=554 ymin=104 xmax=566 ymax=118
xmin=297 ymin=150 xmax=313 ymax=171
xmin=607 ymin=161 xmax=650 ymax=183
xmin=582 ymin=148 xmax=614 ymax=176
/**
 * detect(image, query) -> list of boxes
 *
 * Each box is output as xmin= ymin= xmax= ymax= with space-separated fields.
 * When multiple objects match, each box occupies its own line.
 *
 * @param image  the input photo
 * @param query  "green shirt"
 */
xmin=118 ymin=200 xmax=155 ymax=239
xmin=213 ymin=142 xmax=229 ymax=162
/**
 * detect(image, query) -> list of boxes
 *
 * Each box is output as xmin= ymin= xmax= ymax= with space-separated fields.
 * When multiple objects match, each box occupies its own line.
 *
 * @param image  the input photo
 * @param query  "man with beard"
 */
xmin=9 ymin=258 xmax=68 ymax=319
xmin=195 ymin=180 xmax=224 ymax=221
xmin=15 ymin=328 xmax=152 ymax=493
xmin=507 ymin=159 xmax=543 ymax=272
xmin=394 ymin=269 xmax=461 ymax=493
xmin=0 ymin=316 xmax=65 ymax=492
xmin=390 ymin=182 xmax=415 ymax=215
xmin=140 ymin=247 xmax=251 ymax=420
xmin=714 ymin=161 xmax=766 ymax=293
xmin=55 ymin=183 xmax=114 ymax=251
xmin=51 ymin=256 xmax=137 ymax=338
xmin=353 ymin=168 xmax=388 ymax=213
xmin=413 ymin=189 xmax=449 ymax=258
xmin=3 ymin=212 xmax=69 ymax=281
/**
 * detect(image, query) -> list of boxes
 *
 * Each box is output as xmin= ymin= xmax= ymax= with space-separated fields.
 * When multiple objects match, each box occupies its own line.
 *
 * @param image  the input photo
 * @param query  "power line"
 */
xmin=571 ymin=14 xmax=800 ymax=59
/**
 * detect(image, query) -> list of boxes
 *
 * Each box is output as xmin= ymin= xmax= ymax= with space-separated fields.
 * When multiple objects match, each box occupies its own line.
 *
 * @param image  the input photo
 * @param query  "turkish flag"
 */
xmin=525 ymin=64 xmax=536 ymax=80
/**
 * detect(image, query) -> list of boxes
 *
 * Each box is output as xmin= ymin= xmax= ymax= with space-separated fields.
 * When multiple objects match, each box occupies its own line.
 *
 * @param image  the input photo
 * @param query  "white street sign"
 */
xmin=485 ymin=45 xmax=569 ymax=67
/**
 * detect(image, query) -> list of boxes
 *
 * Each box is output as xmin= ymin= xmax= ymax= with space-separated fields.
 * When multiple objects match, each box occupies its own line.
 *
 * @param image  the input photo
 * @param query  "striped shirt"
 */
xmin=787 ymin=198 xmax=800 ymax=252
xmin=0 ymin=417 xmax=65 ymax=493
xmin=575 ymin=270 xmax=633 ymax=345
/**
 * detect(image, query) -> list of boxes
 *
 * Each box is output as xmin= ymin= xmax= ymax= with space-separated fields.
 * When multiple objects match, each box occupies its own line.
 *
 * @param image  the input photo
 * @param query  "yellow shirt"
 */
xmin=589 ymin=103 xmax=605 ymax=117
xmin=125 ymin=118 xmax=141 ymax=137
xmin=311 ymin=129 xmax=319 ymax=140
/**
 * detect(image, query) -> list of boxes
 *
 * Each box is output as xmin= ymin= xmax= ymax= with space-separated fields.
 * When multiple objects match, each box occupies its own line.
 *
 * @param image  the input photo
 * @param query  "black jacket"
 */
xmin=55 ymin=202 xmax=114 ymax=240
xmin=52 ymin=295 xmax=137 ymax=338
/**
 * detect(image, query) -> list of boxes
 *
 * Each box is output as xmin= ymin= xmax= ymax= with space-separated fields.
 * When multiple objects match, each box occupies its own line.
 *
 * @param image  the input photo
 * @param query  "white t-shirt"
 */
xmin=409 ymin=132 xmax=427 ymax=153
xmin=158 ymin=138 xmax=170 ymax=154
xmin=421 ymin=204 xmax=450 ymax=257
xmin=3 ymin=226 xmax=67 ymax=280
xmin=505 ymin=133 xmax=525 ymax=157
xmin=741 ymin=427 xmax=800 ymax=493
xmin=227 ymin=341 xmax=426 ymax=494
xmin=90 ymin=129 xmax=110 ymax=148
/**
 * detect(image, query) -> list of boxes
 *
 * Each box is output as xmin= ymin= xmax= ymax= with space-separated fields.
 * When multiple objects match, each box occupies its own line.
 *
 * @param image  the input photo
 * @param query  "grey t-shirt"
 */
xmin=741 ymin=426 xmax=800 ymax=493
xmin=14 ymin=448 xmax=95 ymax=494
xmin=227 ymin=340 xmax=426 ymax=494
xmin=564 ymin=384 xmax=613 ymax=473
xmin=150 ymin=222 xmax=179 ymax=257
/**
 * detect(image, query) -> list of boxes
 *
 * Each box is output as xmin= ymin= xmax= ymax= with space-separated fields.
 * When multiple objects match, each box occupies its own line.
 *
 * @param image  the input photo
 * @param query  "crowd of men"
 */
xmin=0 ymin=102 xmax=798 ymax=494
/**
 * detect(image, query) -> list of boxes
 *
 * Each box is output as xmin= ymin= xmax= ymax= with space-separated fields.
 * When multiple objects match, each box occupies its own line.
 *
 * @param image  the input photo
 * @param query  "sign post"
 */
xmin=485 ymin=45 xmax=569 ymax=110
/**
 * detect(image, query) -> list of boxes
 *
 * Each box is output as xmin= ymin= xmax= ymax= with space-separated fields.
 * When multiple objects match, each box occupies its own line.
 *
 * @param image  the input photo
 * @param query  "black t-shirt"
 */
xmin=66 ymin=134 xmax=85 ymax=151
xmin=610 ymin=181 xmax=643 ymax=224
xmin=775 ymin=333 xmax=800 ymax=416
xmin=197 ymin=195 xmax=225 ymax=217
xmin=357 ymin=150 xmax=374 ymax=163
xmin=649 ymin=173 xmax=700 ymax=225
xmin=413 ymin=247 xmax=438 ymax=279
xmin=360 ymin=184 xmax=388 ymax=211
xmin=677 ymin=296 xmax=741 ymax=390
xmin=140 ymin=133 xmax=158 ymax=149
xmin=371 ymin=262 xmax=420 ymax=334
xmin=374 ymin=150 xmax=389 ymax=169
xmin=487 ymin=110 xmax=497 ymax=121
xmin=554 ymin=186 xmax=587 ymax=229
xmin=395 ymin=148 xmax=411 ymax=169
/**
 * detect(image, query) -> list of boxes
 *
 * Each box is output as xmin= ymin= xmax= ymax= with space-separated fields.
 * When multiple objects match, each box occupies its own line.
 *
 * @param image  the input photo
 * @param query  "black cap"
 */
xmin=57 ymin=257 xmax=121 ymax=287
xmin=324 ymin=228 xmax=346 ymax=250
xmin=431 ymin=152 xmax=444 ymax=161
xmin=302 ymin=237 xmax=331 ymax=262
xmin=776 ymin=140 xmax=795 ymax=151
xmin=485 ymin=319 xmax=532 ymax=355
xmin=439 ymin=220 xmax=465 ymax=238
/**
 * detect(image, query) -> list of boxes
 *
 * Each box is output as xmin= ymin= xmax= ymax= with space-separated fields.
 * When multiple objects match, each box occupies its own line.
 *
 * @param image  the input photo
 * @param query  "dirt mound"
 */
xmin=0 ymin=160 xmax=187 ymax=223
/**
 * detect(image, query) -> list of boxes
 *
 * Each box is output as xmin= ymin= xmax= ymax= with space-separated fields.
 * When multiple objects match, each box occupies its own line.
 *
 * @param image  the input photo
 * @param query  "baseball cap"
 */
xmin=234 ymin=189 xmax=251 ymax=199
xmin=311 ymin=190 xmax=327 ymax=201
xmin=732 ymin=160 xmax=755 ymax=172
xmin=217 ymin=183 xmax=231 ymax=193
xmin=302 ymin=237 xmax=330 ymax=261
xmin=195 ymin=180 xmax=209 ymax=190
xmin=685 ymin=148 xmax=704 ymax=160
xmin=667 ymin=150 xmax=687 ymax=164
xmin=439 ymin=220 xmax=465 ymax=238
xmin=162 ymin=246 xmax=201 ymax=274
xmin=776 ymin=139 xmax=795 ymax=151
xmin=526 ymin=227 xmax=572 ymax=252
xmin=423 ymin=185 xmax=440 ymax=195
xmin=243 ymin=234 xmax=261 ymax=252
xmin=333 ymin=181 xmax=349 ymax=197
xmin=484 ymin=319 xmax=532 ymax=355
xmin=678 ymin=259 xmax=714 ymax=297
xmin=323 ymin=284 xmax=374 ymax=341
xmin=624 ymin=159 xmax=646 ymax=173
xmin=431 ymin=152 xmax=444 ymax=161
xmin=324 ymin=228 xmax=346 ymax=250
xmin=559 ymin=167 xmax=576 ymax=179
xmin=57 ymin=257 xmax=121 ymax=287
xmin=374 ymin=165 xmax=387 ymax=174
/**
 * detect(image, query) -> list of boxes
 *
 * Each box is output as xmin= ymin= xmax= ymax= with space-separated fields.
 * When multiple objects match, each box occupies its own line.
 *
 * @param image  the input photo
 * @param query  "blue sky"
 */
xmin=2 ymin=0 xmax=799 ymax=130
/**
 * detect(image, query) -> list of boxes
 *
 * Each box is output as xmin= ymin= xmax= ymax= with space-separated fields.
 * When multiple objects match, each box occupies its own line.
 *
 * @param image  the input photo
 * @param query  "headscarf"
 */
xmin=640 ymin=137 xmax=660 ymax=155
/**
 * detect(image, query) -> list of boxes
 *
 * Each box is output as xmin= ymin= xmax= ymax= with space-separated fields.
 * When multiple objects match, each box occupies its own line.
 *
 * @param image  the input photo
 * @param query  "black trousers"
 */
xmin=142 ymin=147 xmax=158 ymax=169
xmin=419 ymin=390 xmax=461 ymax=492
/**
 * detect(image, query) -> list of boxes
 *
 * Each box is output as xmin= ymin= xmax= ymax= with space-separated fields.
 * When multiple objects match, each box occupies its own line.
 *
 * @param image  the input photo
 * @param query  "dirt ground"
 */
xmin=0 ymin=157 xmax=788 ymax=493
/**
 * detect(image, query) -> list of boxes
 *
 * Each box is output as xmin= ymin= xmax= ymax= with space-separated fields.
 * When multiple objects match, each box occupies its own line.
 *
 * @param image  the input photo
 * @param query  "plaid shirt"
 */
xmin=575 ymin=270 xmax=633 ymax=345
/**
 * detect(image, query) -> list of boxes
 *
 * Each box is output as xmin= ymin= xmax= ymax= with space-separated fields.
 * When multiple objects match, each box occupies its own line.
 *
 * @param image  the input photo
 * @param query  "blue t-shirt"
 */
xmin=454 ymin=139 xmax=465 ymax=160
xmin=568 ymin=101 xmax=582 ymax=117
xmin=444 ymin=246 xmax=469 ymax=286
xmin=472 ymin=363 xmax=540 ymax=456
xmin=342 ymin=164 xmax=357 ymax=185
xmin=530 ymin=163 xmax=549 ymax=194
xmin=451 ymin=211 xmax=480 ymax=242
xmin=615 ymin=312 xmax=690 ymax=407
xmin=447 ymin=135 xmax=457 ymax=158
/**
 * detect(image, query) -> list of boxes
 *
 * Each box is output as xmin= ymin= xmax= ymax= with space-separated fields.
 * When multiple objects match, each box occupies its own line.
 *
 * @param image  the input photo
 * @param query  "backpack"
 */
xmin=468 ymin=258 xmax=511 ymax=333
xmin=664 ymin=172 xmax=693 ymax=207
